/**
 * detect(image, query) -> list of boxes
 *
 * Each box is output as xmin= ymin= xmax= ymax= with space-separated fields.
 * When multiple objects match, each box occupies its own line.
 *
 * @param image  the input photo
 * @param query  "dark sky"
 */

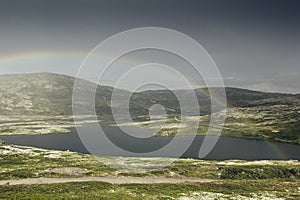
xmin=0 ymin=0 xmax=299 ymax=93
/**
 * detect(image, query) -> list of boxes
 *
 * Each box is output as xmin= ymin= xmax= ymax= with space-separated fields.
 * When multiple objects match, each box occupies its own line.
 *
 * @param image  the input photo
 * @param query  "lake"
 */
xmin=1 ymin=123 xmax=299 ymax=160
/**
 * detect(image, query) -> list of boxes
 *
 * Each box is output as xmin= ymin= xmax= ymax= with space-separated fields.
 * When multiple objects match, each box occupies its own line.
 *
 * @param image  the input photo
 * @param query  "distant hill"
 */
xmin=0 ymin=73 xmax=298 ymax=117
xmin=224 ymin=87 xmax=299 ymax=107
xmin=0 ymin=73 xmax=298 ymax=143
xmin=130 ymin=87 xmax=300 ymax=117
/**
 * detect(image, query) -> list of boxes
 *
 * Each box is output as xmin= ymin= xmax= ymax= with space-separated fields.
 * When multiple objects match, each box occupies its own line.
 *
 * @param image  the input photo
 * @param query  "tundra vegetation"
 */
xmin=0 ymin=145 xmax=299 ymax=199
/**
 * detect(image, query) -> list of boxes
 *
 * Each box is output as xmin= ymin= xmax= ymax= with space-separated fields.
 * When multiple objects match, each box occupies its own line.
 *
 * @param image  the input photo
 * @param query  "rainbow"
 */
xmin=0 ymin=50 xmax=85 ymax=64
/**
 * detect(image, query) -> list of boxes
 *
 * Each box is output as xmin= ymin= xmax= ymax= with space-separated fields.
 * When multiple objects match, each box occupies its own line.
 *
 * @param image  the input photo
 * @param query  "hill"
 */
xmin=0 ymin=72 xmax=298 ymax=117
xmin=0 ymin=73 xmax=117 ymax=116
xmin=0 ymin=73 xmax=298 ymax=143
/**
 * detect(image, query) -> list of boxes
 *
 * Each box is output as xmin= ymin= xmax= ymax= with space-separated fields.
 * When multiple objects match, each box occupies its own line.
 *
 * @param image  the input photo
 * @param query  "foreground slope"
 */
xmin=0 ymin=145 xmax=299 ymax=199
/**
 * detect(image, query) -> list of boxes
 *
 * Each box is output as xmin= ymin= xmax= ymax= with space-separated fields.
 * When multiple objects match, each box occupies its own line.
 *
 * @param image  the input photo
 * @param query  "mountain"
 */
xmin=0 ymin=73 xmax=116 ymax=115
xmin=0 ymin=73 xmax=298 ymax=117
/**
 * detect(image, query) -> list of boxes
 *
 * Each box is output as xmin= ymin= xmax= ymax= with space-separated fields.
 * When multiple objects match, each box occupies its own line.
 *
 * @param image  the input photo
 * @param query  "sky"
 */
xmin=0 ymin=0 xmax=299 ymax=93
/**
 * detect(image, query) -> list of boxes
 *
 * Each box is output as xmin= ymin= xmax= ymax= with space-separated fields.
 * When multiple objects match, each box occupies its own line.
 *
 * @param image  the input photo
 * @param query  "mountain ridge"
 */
xmin=0 ymin=72 xmax=298 ymax=116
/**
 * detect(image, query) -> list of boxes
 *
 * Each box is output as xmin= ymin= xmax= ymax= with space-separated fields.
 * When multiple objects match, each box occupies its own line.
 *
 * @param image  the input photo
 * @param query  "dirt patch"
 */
xmin=44 ymin=167 xmax=90 ymax=175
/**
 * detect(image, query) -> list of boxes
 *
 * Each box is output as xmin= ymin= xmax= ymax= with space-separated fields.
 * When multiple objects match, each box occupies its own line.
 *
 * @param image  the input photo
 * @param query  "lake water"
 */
xmin=1 ymin=123 xmax=299 ymax=160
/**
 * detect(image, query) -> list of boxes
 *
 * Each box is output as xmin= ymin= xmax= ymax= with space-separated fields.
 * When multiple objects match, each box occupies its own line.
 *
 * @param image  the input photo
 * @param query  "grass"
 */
xmin=1 ymin=145 xmax=300 ymax=180
xmin=0 ymin=115 xmax=102 ymax=135
xmin=0 ymin=180 xmax=299 ymax=199
xmin=0 ymin=145 xmax=115 ymax=180
xmin=0 ymin=146 xmax=300 ymax=199
xmin=220 ymin=165 xmax=300 ymax=179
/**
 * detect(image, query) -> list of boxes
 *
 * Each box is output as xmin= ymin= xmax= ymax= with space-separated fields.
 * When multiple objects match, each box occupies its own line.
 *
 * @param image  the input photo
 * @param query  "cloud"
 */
xmin=223 ymin=73 xmax=300 ymax=94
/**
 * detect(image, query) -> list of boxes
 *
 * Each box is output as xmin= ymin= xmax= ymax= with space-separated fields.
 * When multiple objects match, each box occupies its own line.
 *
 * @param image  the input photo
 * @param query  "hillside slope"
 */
xmin=0 ymin=73 xmax=298 ymax=117
xmin=0 ymin=73 xmax=115 ymax=115
xmin=0 ymin=73 xmax=298 ymax=143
